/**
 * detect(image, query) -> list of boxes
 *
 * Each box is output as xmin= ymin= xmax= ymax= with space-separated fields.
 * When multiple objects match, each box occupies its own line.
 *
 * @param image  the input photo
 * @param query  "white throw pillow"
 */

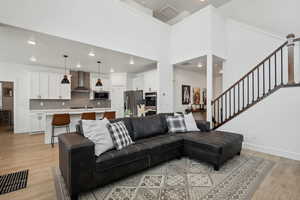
xmin=81 ymin=118 xmax=114 ymax=156
xmin=183 ymin=113 xmax=200 ymax=131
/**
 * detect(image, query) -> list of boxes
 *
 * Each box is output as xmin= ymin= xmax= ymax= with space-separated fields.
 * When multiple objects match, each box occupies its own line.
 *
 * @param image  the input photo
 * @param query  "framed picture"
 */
xmin=193 ymin=88 xmax=201 ymax=105
xmin=202 ymin=88 xmax=207 ymax=105
xmin=182 ymin=85 xmax=191 ymax=105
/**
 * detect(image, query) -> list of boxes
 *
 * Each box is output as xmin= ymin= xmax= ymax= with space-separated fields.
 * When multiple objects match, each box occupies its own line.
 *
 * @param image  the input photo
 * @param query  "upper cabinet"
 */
xmin=30 ymin=72 xmax=71 ymax=100
xmin=30 ymin=72 xmax=49 ymax=99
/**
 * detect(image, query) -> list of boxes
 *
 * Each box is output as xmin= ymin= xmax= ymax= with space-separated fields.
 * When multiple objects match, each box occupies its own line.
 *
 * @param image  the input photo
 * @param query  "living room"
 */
xmin=0 ymin=0 xmax=299 ymax=200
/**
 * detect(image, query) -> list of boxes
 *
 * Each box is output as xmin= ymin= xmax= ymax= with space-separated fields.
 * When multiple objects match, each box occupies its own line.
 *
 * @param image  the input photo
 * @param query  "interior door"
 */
xmin=111 ymin=86 xmax=125 ymax=118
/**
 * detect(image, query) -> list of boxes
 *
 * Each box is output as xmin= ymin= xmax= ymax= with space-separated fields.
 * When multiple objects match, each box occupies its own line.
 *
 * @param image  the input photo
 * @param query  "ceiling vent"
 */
xmin=181 ymin=62 xmax=192 ymax=66
xmin=153 ymin=4 xmax=179 ymax=22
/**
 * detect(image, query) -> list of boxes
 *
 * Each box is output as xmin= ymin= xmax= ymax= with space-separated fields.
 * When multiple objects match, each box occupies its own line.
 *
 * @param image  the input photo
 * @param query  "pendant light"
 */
xmin=96 ymin=61 xmax=103 ymax=87
xmin=61 ymin=55 xmax=70 ymax=84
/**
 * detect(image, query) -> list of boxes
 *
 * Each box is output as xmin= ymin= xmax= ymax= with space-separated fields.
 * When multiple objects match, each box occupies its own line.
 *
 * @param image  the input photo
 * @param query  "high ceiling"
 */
xmin=0 ymin=24 xmax=156 ymax=74
xmin=131 ymin=0 xmax=232 ymax=24
xmin=218 ymin=0 xmax=300 ymax=37
xmin=174 ymin=56 xmax=224 ymax=76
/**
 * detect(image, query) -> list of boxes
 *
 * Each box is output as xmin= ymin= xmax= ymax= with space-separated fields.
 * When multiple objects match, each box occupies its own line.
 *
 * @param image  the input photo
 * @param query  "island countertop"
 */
xmin=40 ymin=108 xmax=116 ymax=144
xmin=30 ymin=108 xmax=115 ymax=115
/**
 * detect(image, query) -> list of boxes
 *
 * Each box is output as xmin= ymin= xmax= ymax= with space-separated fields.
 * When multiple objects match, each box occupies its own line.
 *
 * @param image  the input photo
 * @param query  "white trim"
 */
xmin=243 ymin=142 xmax=300 ymax=161
xmin=226 ymin=18 xmax=286 ymax=41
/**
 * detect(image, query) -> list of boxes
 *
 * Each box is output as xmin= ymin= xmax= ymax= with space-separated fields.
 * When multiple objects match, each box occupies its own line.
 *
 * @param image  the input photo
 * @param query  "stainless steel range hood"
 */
xmin=71 ymin=71 xmax=90 ymax=93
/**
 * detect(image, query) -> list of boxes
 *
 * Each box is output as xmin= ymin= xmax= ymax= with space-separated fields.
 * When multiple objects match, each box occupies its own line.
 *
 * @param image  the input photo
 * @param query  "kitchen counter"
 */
xmin=30 ymin=108 xmax=114 ymax=115
xmin=30 ymin=108 xmax=115 ymax=144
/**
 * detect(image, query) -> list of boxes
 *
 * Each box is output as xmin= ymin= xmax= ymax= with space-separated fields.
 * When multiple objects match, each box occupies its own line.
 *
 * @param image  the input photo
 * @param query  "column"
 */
xmin=206 ymin=54 xmax=213 ymax=127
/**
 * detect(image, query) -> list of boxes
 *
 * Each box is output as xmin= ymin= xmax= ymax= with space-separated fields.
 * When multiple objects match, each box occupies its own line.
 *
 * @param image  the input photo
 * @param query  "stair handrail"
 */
xmin=212 ymin=34 xmax=299 ymax=129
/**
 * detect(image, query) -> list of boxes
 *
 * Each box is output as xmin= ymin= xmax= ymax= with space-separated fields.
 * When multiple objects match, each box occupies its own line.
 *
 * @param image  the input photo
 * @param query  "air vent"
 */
xmin=181 ymin=62 xmax=192 ymax=66
xmin=153 ymin=4 xmax=179 ymax=22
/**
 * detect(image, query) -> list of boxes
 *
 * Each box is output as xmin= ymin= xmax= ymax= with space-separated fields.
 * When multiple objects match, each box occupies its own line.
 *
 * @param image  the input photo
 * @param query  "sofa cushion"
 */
xmin=158 ymin=113 xmax=174 ymax=133
xmin=106 ymin=121 xmax=134 ymax=150
xmin=182 ymin=131 xmax=243 ymax=154
xmin=131 ymin=115 xmax=166 ymax=140
xmin=166 ymin=115 xmax=187 ymax=133
xmin=81 ymin=118 xmax=114 ymax=156
xmin=135 ymin=134 xmax=183 ymax=152
xmin=110 ymin=118 xmax=134 ymax=140
xmin=96 ymin=142 xmax=148 ymax=172
xmin=195 ymin=120 xmax=211 ymax=132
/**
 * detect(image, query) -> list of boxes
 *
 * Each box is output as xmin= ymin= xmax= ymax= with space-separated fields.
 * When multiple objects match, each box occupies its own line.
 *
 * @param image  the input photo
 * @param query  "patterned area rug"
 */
xmin=53 ymin=155 xmax=274 ymax=200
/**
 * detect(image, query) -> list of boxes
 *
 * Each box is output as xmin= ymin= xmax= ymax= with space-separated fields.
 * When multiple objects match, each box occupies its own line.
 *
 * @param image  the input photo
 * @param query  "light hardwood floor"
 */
xmin=0 ymin=130 xmax=299 ymax=200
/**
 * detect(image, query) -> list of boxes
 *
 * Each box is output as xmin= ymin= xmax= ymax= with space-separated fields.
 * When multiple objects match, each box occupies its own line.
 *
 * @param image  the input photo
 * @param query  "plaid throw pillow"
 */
xmin=166 ymin=115 xmax=187 ymax=133
xmin=106 ymin=121 xmax=134 ymax=150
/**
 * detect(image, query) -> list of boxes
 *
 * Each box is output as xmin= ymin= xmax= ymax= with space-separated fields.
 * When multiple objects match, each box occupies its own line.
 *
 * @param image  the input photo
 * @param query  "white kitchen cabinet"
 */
xmin=132 ymin=75 xmax=144 ymax=91
xmin=59 ymin=74 xmax=71 ymax=99
xmin=30 ymin=113 xmax=45 ymax=134
xmin=49 ymin=73 xmax=61 ymax=99
xmin=30 ymin=72 xmax=71 ymax=100
xmin=30 ymin=72 xmax=40 ymax=99
xmin=143 ymin=70 xmax=157 ymax=92
xmin=111 ymin=86 xmax=125 ymax=118
xmin=39 ymin=72 xmax=49 ymax=99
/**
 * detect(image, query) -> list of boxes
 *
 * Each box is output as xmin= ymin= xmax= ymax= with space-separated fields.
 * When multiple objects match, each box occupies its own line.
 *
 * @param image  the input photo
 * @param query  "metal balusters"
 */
xmin=238 ymin=83 xmax=240 ymax=112
xmin=225 ymin=93 xmax=227 ymax=120
xmin=263 ymin=63 xmax=265 ymax=95
xmin=247 ymin=76 xmax=249 ymax=105
xmin=281 ymin=48 xmax=283 ymax=85
xmin=242 ymin=79 xmax=245 ymax=109
xmin=252 ymin=72 xmax=254 ymax=102
xmin=269 ymin=59 xmax=271 ymax=91
xmin=233 ymin=87 xmax=235 ymax=115
xmin=274 ymin=53 xmax=277 ymax=87
xmin=257 ymin=67 xmax=260 ymax=99
xmin=229 ymin=89 xmax=231 ymax=118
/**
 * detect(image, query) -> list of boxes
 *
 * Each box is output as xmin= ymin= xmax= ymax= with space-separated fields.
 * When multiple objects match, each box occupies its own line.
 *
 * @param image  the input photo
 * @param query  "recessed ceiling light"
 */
xmin=129 ymin=57 xmax=135 ymax=65
xmin=27 ymin=39 xmax=36 ymax=45
xmin=200 ymin=0 xmax=206 ymax=2
xmin=30 ymin=56 xmax=37 ymax=62
xmin=89 ymin=50 xmax=95 ymax=57
xmin=197 ymin=63 xmax=203 ymax=68
xmin=76 ymin=63 xmax=81 ymax=68
xmin=110 ymin=68 xmax=115 ymax=73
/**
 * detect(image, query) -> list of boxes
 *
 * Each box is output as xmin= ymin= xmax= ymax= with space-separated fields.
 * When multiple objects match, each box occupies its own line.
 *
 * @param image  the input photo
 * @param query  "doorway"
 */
xmin=0 ymin=81 xmax=14 ymax=133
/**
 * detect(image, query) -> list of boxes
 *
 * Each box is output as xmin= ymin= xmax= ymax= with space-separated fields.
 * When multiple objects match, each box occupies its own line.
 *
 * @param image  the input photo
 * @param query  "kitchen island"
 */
xmin=31 ymin=108 xmax=115 ymax=144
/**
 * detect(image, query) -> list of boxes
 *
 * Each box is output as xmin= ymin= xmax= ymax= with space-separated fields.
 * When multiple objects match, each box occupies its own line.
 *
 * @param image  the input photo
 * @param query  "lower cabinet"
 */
xmin=30 ymin=113 xmax=45 ymax=134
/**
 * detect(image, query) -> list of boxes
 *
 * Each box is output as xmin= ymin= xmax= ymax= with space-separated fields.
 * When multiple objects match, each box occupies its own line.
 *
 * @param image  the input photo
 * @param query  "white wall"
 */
xmin=219 ymin=87 xmax=300 ymax=161
xmin=222 ymin=19 xmax=286 ymax=89
xmin=173 ymin=68 xmax=206 ymax=112
xmin=170 ymin=6 xmax=227 ymax=65
xmin=0 ymin=61 xmax=66 ymax=133
xmin=0 ymin=0 xmax=173 ymax=113
xmin=170 ymin=6 xmax=211 ymax=65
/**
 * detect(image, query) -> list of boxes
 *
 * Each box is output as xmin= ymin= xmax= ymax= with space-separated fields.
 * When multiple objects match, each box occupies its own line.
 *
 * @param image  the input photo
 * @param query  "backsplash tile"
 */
xmin=30 ymin=93 xmax=111 ymax=110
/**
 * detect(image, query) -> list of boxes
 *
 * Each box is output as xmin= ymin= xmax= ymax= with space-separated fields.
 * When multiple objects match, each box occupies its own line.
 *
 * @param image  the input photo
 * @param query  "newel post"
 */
xmin=287 ymin=33 xmax=295 ymax=84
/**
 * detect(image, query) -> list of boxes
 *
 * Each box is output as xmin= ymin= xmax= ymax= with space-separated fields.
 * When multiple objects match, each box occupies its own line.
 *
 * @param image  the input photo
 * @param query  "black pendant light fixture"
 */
xmin=96 ymin=61 xmax=103 ymax=87
xmin=61 ymin=55 xmax=70 ymax=84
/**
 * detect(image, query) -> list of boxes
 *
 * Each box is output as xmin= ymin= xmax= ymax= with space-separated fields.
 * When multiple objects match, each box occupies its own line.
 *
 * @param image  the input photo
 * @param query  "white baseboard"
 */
xmin=243 ymin=142 xmax=300 ymax=161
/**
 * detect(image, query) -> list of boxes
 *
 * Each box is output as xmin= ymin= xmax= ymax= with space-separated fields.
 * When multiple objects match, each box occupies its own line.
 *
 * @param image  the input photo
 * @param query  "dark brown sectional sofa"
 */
xmin=58 ymin=114 xmax=243 ymax=200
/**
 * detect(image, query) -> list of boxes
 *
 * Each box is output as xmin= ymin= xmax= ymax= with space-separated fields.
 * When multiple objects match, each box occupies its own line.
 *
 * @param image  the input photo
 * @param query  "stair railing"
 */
xmin=212 ymin=34 xmax=299 ymax=129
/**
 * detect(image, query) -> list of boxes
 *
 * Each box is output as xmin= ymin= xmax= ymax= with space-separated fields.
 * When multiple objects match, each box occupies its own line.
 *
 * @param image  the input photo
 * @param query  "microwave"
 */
xmin=94 ymin=91 xmax=109 ymax=100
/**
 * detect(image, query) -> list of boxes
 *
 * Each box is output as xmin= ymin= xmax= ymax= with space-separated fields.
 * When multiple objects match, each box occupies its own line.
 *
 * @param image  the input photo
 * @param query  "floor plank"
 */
xmin=0 ymin=130 xmax=299 ymax=200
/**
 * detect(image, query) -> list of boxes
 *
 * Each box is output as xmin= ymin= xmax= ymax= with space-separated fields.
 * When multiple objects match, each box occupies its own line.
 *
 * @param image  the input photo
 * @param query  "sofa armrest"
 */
xmin=58 ymin=133 xmax=96 ymax=197
xmin=195 ymin=120 xmax=211 ymax=132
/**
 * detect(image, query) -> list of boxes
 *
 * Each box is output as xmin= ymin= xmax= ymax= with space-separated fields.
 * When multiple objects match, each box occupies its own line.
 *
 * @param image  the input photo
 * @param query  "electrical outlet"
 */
xmin=40 ymin=102 xmax=44 ymax=106
xmin=97 ymin=101 xmax=100 ymax=105
xmin=62 ymin=102 xmax=65 ymax=106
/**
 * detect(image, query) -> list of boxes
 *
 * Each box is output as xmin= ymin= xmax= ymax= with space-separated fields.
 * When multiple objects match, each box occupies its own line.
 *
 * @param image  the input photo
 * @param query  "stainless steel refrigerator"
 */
xmin=124 ymin=90 xmax=144 ymax=117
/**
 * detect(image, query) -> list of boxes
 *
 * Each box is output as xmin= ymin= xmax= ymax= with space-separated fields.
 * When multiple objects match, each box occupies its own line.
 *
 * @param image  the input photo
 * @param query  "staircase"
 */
xmin=212 ymin=34 xmax=300 ymax=129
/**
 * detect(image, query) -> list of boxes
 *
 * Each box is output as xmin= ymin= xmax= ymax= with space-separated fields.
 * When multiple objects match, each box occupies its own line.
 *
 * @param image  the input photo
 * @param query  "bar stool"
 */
xmin=51 ymin=113 xmax=70 ymax=148
xmin=103 ymin=112 xmax=116 ymax=120
xmin=81 ymin=112 xmax=96 ymax=120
